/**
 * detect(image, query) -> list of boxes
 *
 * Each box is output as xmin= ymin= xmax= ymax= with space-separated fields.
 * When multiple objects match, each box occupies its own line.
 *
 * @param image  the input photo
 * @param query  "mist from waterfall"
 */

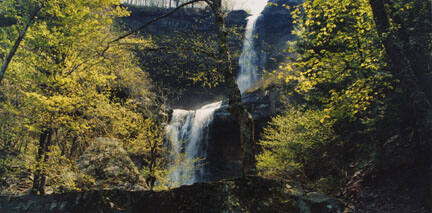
xmin=166 ymin=101 xmax=222 ymax=186
xmin=237 ymin=13 xmax=262 ymax=93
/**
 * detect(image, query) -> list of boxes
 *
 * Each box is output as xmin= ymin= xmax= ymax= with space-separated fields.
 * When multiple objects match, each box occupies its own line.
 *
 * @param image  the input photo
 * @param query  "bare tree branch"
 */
xmin=0 ymin=6 xmax=41 ymax=84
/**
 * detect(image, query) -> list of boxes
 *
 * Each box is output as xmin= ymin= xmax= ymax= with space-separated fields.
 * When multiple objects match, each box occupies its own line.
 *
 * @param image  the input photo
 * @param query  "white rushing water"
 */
xmin=166 ymin=101 xmax=222 ymax=186
xmin=236 ymin=12 xmax=263 ymax=93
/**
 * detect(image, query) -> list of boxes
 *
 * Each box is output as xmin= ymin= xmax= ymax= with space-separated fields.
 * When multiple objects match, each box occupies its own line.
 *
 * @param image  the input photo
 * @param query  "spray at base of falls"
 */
xmin=166 ymin=101 xmax=222 ymax=186
xmin=237 ymin=13 xmax=262 ymax=94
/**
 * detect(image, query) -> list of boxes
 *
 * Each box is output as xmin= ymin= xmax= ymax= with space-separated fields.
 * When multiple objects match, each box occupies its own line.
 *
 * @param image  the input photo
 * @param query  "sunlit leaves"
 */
xmin=0 ymin=0 xmax=163 ymax=191
xmin=280 ymin=0 xmax=393 ymax=122
xmin=257 ymin=0 xmax=395 ymax=188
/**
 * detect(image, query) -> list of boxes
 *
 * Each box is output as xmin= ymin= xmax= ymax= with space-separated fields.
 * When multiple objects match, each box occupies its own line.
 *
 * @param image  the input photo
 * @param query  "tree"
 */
xmin=368 ymin=0 xmax=431 ymax=208
xmin=1 ymin=0 xmax=163 ymax=194
xmin=257 ymin=0 xmax=394 ymax=189
xmin=368 ymin=0 xmax=431 ymax=145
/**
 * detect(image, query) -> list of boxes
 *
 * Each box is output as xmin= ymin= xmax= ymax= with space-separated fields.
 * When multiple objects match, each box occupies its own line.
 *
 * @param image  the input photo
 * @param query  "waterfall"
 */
xmin=166 ymin=3 xmax=267 ymax=187
xmin=237 ymin=13 xmax=262 ymax=93
xmin=166 ymin=101 xmax=222 ymax=186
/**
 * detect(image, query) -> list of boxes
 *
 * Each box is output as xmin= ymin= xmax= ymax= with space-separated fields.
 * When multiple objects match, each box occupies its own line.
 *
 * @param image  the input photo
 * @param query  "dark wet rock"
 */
xmin=206 ymin=87 xmax=284 ymax=182
xmin=0 ymin=176 xmax=343 ymax=213
xmin=303 ymin=192 xmax=344 ymax=213
xmin=255 ymin=0 xmax=302 ymax=72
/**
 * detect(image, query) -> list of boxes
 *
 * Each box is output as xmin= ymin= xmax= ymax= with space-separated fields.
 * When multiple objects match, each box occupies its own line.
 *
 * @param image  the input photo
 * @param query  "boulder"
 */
xmin=302 ymin=192 xmax=344 ymax=213
xmin=77 ymin=138 xmax=143 ymax=191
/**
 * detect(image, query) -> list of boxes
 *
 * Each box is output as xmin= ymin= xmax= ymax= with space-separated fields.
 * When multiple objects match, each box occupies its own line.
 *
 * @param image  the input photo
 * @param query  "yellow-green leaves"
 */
xmin=257 ymin=107 xmax=337 ymax=180
xmin=280 ymin=0 xmax=392 ymax=121
xmin=1 ymin=0 xmax=161 ymax=191
xmin=258 ymin=0 xmax=395 ymax=187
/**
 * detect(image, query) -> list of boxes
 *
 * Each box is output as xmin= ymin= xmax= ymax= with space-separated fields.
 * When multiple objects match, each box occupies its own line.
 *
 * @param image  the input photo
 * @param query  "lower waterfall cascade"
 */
xmin=166 ymin=101 xmax=222 ymax=186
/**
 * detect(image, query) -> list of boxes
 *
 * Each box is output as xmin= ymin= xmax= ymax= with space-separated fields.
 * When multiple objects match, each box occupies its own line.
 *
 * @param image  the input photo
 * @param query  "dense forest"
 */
xmin=0 ymin=0 xmax=430 ymax=212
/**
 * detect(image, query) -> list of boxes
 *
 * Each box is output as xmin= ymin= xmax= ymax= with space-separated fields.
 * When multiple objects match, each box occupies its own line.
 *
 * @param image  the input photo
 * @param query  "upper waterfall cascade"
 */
xmin=237 ymin=13 xmax=262 ymax=93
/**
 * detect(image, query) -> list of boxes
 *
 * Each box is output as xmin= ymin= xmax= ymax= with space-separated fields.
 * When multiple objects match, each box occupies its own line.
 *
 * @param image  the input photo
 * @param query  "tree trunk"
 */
xmin=0 ymin=6 xmax=41 ymax=84
xmin=369 ymin=0 xmax=431 ymax=132
xmin=369 ymin=0 xmax=431 ymax=209
xmin=210 ymin=0 xmax=256 ymax=176
xmin=31 ymin=129 xmax=53 ymax=195
xmin=369 ymin=0 xmax=430 ymax=106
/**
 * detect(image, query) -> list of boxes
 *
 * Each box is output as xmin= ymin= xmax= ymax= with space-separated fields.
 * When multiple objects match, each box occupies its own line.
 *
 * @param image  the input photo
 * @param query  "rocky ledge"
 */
xmin=0 ymin=176 xmax=343 ymax=213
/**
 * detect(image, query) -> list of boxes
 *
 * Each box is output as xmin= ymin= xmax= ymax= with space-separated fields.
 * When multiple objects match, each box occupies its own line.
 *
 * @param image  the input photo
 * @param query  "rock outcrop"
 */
xmin=0 ymin=176 xmax=343 ymax=213
xmin=206 ymin=87 xmax=284 ymax=181
xmin=77 ymin=138 xmax=144 ymax=191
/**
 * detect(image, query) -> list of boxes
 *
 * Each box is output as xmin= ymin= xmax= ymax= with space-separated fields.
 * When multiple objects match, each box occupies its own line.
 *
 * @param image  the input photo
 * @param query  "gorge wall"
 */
xmin=254 ymin=0 xmax=301 ymax=73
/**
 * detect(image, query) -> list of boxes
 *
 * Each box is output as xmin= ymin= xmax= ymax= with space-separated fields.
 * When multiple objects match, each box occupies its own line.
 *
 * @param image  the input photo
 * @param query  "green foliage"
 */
xmin=257 ymin=108 xmax=337 ymax=180
xmin=0 ymin=0 xmax=167 ymax=193
xmin=258 ymin=0 xmax=396 ymax=191
xmin=287 ymin=0 xmax=392 ymax=120
xmin=125 ymin=118 xmax=168 ymax=190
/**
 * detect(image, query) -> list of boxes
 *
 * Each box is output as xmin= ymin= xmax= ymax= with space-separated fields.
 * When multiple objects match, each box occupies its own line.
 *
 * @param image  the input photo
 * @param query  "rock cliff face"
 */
xmin=119 ymin=6 xmax=248 ymax=108
xmin=254 ymin=0 xmax=301 ymax=72
xmin=121 ymin=7 xmax=248 ymax=34
xmin=0 ymin=176 xmax=343 ymax=213
xmin=206 ymin=87 xmax=284 ymax=181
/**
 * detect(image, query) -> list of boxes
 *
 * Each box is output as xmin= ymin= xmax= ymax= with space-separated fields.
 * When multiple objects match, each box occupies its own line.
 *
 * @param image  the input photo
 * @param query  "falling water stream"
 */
xmin=237 ymin=13 xmax=262 ymax=94
xmin=166 ymin=102 xmax=222 ymax=186
xmin=166 ymin=6 xmax=265 ymax=187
